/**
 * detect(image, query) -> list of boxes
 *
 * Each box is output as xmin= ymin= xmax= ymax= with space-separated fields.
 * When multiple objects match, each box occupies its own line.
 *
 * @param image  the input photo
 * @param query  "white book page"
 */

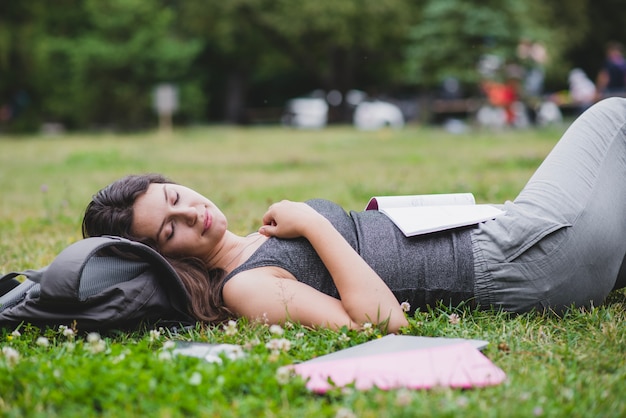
xmin=380 ymin=204 xmax=504 ymax=236
xmin=365 ymin=193 xmax=475 ymax=211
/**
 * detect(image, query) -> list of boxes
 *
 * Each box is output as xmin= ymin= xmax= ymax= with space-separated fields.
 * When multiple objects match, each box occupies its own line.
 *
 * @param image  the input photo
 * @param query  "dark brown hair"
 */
xmin=82 ymin=174 xmax=231 ymax=323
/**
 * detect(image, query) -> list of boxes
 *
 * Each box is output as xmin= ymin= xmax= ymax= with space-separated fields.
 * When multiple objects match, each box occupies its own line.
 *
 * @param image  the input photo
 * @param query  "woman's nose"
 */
xmin=174 ymin=206 xmax=197 ymax=225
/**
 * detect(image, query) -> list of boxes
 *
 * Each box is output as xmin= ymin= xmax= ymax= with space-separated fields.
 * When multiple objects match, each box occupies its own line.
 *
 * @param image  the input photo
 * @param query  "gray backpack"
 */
xmin=0 ymin=236 xmax=196 ymax=332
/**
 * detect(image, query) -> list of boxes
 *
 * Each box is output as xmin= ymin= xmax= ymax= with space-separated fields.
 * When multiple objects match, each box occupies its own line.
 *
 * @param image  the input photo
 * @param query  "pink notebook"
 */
xmin=290 ymin=335 xmax=505 ymax=392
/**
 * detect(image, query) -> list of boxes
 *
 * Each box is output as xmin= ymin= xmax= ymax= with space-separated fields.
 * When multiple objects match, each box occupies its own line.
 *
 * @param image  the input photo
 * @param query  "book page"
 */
xmin=365 ymin=193 xmax=475 ymax=211
xmin=381 ymin=204 xmax=504 ymax=236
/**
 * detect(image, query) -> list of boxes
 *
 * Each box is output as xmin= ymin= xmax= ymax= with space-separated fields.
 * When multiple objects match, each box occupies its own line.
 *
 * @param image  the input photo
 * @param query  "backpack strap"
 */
xmin=0 ymin=269 xmax=45 ymax=311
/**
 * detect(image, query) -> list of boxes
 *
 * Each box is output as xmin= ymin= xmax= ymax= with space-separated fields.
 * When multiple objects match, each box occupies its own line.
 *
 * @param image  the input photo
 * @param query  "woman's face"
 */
xmin=131 ymin=183 xmax=228 ymax=261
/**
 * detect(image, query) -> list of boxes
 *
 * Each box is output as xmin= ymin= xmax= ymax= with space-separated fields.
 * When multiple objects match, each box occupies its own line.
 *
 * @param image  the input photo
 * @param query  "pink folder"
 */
xmin=290 ymin=336 xmax=506 ymax=393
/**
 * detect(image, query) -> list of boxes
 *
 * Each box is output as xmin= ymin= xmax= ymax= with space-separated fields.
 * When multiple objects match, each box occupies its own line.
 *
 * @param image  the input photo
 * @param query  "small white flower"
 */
xmin=395 ymin=388 xmax=412 ymax=406
xmin=448 ymin=313 xmax=461 ymax=325
xmin=275 ymin=366 xmax=292 ymax=385
xmin=269 ymin=324 xmax=284 ymax=336
xmin=149 ymin=329 xmax=161 ymax=342
xmin=112 ymin=352 xmax=127 ymax=364
xmin=87 ymin=340 xmax=106 ymax=354
xmin=338 ymin=333 xmax=350 ymax=342
xmin=158 ymin=351 xmax=173 ymax=361
xmin=265 ymin=338 xmax=291 ymax=353
xmin=284 ymin=321 xmax=294 ymax=329
xmin=189 ymin=372 xmax=202 ymax=386
xmin=62 ymin=328 xmax=75 ymax=339
xmin=362 ymin=322 xmax=374 ymax=335
xmin=11 ymin=330 xmax=21 ymax=338
xmin=335 ymin=407 xmax=357 ymax=418
xmin=2 ymin=346 xmax=20 ymax=367
xmin=243 ymin=337 xmax=261 ymax=350
xmin=85 ymin=333 xmax=106 ymax=354
xmin=36 ymin=337 xmax=49 ymax=347
xmin=295 ymin=332 xmax=305 ymax=339
xmin=223 ymin=320 xmax=238 ymax=336
xmin=400 ymin=301 xmax=411 ymax=312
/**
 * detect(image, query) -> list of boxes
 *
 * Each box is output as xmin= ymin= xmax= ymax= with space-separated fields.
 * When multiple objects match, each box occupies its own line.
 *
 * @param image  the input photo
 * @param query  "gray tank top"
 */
xmin=223 ymin=199 xmax=474 ymax=313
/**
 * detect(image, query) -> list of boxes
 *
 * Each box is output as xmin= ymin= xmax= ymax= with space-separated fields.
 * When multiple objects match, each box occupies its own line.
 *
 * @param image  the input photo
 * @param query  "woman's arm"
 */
xmin=256 ymin=200 xmax=409 ymax=332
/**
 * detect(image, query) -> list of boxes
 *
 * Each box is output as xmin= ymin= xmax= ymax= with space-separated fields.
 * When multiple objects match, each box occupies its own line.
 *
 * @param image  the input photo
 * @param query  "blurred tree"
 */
xmin=39 ymin=0 xmax=203 ymax=130
xmin=405 ymin=0 xmax=527 ymax=92
xmin=404 ymin=0 xmax=592 ymax=94
xmin=0 ymin=1 xmax=48 ymax=131
xmin=180 ymin=0 xmax=419 ymax=123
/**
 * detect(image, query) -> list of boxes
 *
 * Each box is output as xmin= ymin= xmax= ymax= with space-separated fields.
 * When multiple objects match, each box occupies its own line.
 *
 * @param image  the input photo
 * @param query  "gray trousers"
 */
xmin=471 ymin=97 xmax=626 ymax=313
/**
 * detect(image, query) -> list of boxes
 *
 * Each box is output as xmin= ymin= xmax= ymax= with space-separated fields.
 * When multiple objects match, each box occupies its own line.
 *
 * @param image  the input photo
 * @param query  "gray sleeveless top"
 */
xmin=223 ymin=199 xmax=475 ymax=313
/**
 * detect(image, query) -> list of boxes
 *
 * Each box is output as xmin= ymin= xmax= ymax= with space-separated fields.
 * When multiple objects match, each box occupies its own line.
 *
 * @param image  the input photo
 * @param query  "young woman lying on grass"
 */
xmin=82 ymin=98 xmax=626 ymax=333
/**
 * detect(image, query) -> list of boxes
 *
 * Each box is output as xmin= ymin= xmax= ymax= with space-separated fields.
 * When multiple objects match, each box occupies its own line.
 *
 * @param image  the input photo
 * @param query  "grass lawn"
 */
xmin=0 ymin=122 xmax=624 ymax=417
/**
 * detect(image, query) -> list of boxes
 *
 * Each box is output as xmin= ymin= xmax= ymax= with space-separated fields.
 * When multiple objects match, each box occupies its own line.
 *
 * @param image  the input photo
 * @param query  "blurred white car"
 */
xmin=282 ymin=98 xmax=328 ymax=129
xmin=353 ymin=100 xmax=404 ymax=130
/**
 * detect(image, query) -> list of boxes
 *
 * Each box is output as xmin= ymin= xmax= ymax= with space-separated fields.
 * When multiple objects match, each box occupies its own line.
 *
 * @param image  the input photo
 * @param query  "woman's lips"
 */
xmin=202 ymin=208 xmax=212 ymax=235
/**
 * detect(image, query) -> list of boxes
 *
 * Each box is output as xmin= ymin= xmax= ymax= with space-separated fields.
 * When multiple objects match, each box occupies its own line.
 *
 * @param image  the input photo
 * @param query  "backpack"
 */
xmin=0 ymin=236 xmax=196 ymax=332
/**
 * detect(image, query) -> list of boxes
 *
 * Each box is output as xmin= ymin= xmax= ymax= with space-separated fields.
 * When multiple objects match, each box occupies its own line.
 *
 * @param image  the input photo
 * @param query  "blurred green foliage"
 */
xmin=0 ymin=0 xmax=624 ymax=131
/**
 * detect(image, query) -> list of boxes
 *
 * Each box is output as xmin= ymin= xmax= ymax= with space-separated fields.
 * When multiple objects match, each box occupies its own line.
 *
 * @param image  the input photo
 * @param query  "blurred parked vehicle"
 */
xmin=281 ymin=98 xmax=328 ymax=129
xmin=353 ymin=100 xmax=404 ymax=130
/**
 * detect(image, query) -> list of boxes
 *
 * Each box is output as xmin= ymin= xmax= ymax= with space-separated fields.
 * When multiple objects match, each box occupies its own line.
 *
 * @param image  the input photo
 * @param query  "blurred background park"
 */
xmin=1 ymin=0 xmax=626 ymax=134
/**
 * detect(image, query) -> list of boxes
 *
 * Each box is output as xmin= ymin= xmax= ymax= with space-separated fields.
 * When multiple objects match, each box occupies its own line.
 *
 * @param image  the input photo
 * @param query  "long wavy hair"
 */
xmin=81 ymin=174 xmax=231 ymax=324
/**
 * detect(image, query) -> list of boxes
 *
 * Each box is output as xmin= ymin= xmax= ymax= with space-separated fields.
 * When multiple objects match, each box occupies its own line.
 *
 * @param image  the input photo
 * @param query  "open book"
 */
xmin=365 ymin=193 xmax=504 ymax=237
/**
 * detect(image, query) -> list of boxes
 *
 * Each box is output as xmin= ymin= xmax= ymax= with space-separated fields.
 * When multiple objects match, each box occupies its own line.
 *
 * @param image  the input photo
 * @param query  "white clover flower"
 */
xmin=88 ymin=340 xmax=106 ymax=354
xmin=112 ymin=352 xmax=127 ymax=364
xmin=11 ymin=330 xmax=21 ymax=338
xmin=362 ymin=322 xmax=374 ymax=335
xmin=295 ymin=332 xmax=305 ymax=339
xmin=395 ymin=388 xmax=412 ymax=406
xmin=85 ymin=333 xmax=106 ymax=354
xmin=189 ymin=372 xmax=202 ymax=386
xmin=2 ymin=346 xmax=20 ymax=367
xmin=265 ymin=338 xmax=291 ymax=353
xmin=62 ymin=327 xmax=75 ymax=339
xmin=448 ymin=313 xmax=461 ymax=325
xmin=149 ymin=329 xmax=161 ymax=342
xmin=223 ymin=320 xmax=238 ymax=336
xmin=243 ymin=337 xmax=261 ymax=350
xmin=400 ymin=301 xmax=411 ymax=313
xmin=335 ymin=407 xmax=357 ymax=418
xmin=269 ymin=324 xmax=284 ymax=336
xmin=275 ymin=366 xmax=292 ymax=385
xmin=338 ymin=333 xmax=350 ymax=342
xmin=36 ymin=337 xmax=49 ymax=347
xmin=284 ymin=321 xmax=295 ymax=329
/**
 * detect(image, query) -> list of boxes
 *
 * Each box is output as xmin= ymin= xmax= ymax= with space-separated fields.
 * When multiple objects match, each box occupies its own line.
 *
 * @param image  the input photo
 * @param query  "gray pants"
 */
xmin=471 ymin=97 xmax=626 ymax=313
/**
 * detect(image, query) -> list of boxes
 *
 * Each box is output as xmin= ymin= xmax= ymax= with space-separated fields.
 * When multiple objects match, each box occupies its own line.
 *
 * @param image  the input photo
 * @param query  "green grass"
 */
xmin=1 ymin=123 xmax=625 ymax=417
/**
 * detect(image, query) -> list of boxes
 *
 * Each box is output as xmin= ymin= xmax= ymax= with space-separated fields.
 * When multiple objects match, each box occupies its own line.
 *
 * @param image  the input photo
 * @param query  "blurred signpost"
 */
xmin=153 ymin=84 xmax=179 ymax=134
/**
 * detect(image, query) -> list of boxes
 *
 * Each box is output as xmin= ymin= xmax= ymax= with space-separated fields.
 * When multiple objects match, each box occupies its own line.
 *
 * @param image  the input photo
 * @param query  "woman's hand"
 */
xmin=259 ymin=200 xmax=326 ymax=239
xmin=256 ymin=199 xmax=409 ymax=333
